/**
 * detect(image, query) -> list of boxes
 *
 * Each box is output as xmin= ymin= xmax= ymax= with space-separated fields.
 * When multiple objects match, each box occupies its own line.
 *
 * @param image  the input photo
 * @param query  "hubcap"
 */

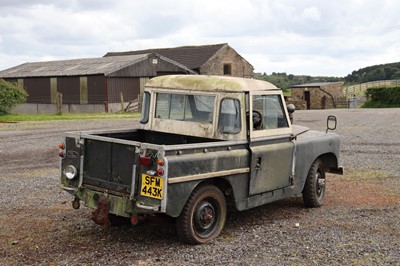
xmin=194 ymin=200 xmax=217 ymax=237
xmin=316 ymin=171 xmax=325 ymax=198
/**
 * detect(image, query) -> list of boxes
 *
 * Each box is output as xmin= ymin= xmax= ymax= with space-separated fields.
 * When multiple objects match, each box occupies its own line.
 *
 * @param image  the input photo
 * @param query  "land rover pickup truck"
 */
xmin=60 ymin=75 xmax=343 ymax=244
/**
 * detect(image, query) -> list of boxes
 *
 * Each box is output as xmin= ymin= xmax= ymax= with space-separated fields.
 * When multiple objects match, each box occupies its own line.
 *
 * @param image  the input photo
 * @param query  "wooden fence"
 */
xmin=343 ymin=80 xmax=400 ymax=98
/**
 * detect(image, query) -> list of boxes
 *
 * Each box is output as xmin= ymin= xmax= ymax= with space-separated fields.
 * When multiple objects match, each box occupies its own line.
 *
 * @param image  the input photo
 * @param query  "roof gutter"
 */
xmin=155 ymin=53 xmax=198 ymax=75
xmin=319 ymin=87 xmax=336 ymax=108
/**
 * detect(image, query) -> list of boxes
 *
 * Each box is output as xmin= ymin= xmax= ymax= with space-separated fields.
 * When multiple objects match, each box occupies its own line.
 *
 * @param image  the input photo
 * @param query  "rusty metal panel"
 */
xmin=23 ymin=77 xmax=51 ymax=103
xmin=57 ymin=76 xmax=80 ymax=104
xmin=107 ymin=77 xmax=140 ymax=103
xmin=87 ymin=75 xmax=106 ymax=104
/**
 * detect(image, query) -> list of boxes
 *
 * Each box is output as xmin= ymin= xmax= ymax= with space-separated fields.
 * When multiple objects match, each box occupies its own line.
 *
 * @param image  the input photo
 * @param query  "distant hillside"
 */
xmin=345 ymin=62 xmax=400 ymax=84
xmin=254 ymin=72 xmax=343 ymax=91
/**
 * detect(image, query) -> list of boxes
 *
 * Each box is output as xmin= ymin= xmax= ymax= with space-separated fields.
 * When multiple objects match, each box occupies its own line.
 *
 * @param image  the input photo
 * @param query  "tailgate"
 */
xmin=83 ymin=138 xmax=139 ymax=194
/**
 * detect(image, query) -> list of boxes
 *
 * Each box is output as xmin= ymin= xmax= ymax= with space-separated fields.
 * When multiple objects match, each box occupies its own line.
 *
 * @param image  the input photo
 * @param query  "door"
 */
xmin=248 ymin=92 xmax=295 ymax=196
xmin=304 ymin=91 xmax=311 ymax=109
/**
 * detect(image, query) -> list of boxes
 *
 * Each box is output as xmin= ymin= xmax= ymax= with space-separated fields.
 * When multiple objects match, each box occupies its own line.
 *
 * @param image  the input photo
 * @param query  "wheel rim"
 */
xmin=316 ymin=169 xmax=325 ymax=199
xmin=193 ymin=199 xmax=219 ymax=238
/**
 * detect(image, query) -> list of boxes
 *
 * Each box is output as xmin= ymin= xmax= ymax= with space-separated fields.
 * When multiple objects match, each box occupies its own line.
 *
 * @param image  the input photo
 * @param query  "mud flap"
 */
xmin=91 ymin=197 xmax=110 ymax=227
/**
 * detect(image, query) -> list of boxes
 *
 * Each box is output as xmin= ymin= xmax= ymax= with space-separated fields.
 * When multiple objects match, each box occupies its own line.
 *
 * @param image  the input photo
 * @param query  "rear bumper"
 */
xmin=61 ymin=185 xmax=162 ymax=216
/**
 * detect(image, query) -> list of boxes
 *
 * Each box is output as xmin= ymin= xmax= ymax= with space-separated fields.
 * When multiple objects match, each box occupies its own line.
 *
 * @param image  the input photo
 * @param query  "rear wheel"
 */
xmin=177 ymin=185 xmax=226 ymax=244
xmin=303 ymin=159 xmax=326 ymax=208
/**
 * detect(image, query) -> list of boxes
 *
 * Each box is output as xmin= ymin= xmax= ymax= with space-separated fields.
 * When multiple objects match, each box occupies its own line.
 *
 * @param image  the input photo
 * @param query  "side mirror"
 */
xmin=326 ymin=115 xmax=337 ymax=133
xmin=286 ymin=104 xmax=295 ymax=114
xmin=286 ymin=104 xmax=295 ymax=124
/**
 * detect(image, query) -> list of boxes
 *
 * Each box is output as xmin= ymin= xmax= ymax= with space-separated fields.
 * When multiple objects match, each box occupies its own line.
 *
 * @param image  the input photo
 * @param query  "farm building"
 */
xmin=0 ymin=53 xmax=195 ymax=113
xmin=290 ymin=82 xmax=345 ymax=110
xmin=105 ymin=43 xmax=254 ymax=78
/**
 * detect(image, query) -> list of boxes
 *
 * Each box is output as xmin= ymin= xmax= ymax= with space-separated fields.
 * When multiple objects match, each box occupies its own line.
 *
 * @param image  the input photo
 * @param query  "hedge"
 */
xmin=0 ymin=79 xmax=28 ymax=115
xmin=364 ymin=86 xmax=400 ymax=107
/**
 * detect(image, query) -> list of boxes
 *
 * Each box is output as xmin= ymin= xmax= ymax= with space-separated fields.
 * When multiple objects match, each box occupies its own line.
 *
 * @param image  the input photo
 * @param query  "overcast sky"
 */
xmin=0 ymin=0 xmax=399 ymax=76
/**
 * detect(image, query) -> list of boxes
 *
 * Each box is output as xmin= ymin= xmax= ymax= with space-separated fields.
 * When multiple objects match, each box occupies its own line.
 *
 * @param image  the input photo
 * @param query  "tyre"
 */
xmin=177 ymin=184 xmax=227 ymax=244
xmin=303 ymin=158 xmax=326 ymax=208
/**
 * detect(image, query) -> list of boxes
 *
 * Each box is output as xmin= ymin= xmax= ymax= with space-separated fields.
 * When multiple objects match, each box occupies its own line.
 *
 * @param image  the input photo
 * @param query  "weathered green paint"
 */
xmin=59 ymin=75 xmax=342 ymax=230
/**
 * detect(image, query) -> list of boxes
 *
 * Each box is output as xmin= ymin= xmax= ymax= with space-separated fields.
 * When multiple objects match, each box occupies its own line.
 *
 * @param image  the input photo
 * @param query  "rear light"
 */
xmin=157 ymin=159 xmax=164 ymax=166
xmin=59 ymin=151 xmax=65 ymax=158
xmin=156 ymin=168 xmax=164 ymax=176
xmin=59 ymin=143 xmax=65 ymax=149
xmin=139 ymin=156 xmax=152 ymax=166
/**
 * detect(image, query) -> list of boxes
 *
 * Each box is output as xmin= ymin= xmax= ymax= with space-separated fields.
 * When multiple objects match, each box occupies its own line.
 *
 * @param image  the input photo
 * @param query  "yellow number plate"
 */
xmin=140 ymin=174 xmax=164 ymax=199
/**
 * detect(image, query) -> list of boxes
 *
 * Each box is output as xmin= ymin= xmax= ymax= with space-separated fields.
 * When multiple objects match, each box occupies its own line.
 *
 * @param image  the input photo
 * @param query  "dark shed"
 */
xmin=0 ymin=53 xmax=195 ymax=112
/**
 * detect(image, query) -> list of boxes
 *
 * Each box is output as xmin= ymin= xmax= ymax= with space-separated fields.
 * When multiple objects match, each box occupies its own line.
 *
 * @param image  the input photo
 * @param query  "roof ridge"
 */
xmin=105 ymin=43 xmax=227 ymax=56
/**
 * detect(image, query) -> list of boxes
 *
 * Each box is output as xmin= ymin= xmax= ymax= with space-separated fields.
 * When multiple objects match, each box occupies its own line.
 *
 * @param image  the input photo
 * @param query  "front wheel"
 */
xmin=303 ymin=159 xmax=326 ymax=208
xmin=177 ymin=185 xmax=227 ymax=244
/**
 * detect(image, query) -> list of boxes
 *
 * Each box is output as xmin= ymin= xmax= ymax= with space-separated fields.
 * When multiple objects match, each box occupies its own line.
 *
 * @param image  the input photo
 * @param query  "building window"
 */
xmin=223 ymin=64 xmax=232 ymax=75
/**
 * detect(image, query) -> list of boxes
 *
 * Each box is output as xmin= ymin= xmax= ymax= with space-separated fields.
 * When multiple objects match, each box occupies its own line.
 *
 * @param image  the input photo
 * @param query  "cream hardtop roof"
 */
xmin=145 ymin=75 xmax=279 ymax=93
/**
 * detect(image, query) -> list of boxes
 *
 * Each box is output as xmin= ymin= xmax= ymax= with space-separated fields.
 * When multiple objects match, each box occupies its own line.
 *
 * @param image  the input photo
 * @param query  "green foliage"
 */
xmin=0 ymin=79 xmax=28 ymax=115
xmin=255 ymin=72 xmax=343 ymax=90
xmin=345 ymin=62 xmax=400 ymax=84
xmin=362 ymin=86 xmax=400 ymax=108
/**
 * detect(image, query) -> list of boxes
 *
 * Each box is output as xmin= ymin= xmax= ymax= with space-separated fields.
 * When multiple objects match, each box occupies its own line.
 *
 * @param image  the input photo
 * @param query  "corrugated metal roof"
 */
xmin=105 ymin=43 xmax=227 ymax=70
xmin=290 ymin=82 xmax=343 ymax=88
xmin=0 ymin=54 xmax=153 ymax=78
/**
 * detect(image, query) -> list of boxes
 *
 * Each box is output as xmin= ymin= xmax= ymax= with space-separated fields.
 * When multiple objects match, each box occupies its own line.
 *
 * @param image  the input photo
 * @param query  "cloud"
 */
xmin=0 ymin=0 xmax=399 ymax=76
xmin=301 ymin=7 xmax=321 ymax=21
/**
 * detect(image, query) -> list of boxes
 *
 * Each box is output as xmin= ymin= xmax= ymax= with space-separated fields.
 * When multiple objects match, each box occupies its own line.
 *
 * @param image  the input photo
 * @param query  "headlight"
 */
xmin=64 ymin=165 xmax=78 ymax=180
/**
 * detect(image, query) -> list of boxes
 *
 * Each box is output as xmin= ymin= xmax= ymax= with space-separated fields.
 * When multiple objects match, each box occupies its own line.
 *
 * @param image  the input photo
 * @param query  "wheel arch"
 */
xmin=317 ymin=152 xmax=341 ymax=174
xmin=166 ymin=176 xmax=241 ymax=218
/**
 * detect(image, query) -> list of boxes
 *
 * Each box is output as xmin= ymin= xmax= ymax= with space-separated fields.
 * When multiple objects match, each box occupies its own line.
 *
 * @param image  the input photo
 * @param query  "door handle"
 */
xmin=255 ymin=157 xmax=261 ymax=169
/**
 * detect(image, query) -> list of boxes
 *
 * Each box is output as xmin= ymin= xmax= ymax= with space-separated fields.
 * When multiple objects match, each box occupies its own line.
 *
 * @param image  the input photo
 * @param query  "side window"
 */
xmin=155 ymin=93 xmax=171 ymax=119
xmin=155 ymin=93 xmax=215 ymax=123
xmin=252 ymin=95 xmax=289 ymax=130
xmin=140 ymin=92 xmax=150 ymax=124
xmin=218 ymin=98 xmax=241 ymax=134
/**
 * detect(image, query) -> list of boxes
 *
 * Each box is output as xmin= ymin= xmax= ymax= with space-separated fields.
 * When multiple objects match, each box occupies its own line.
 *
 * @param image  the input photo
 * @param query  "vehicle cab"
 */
xmin=139 ymin=75 xmax=292 ymax=141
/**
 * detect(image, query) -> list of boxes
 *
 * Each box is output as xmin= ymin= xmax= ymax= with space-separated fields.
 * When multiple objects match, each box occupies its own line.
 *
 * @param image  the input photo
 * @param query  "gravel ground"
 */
xmin=0 ymin=109 xmax=399 ymax=265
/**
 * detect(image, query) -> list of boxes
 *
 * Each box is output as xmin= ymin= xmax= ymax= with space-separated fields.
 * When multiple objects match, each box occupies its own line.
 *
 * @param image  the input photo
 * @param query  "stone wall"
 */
xmin=200 ymin=45 xmax=254 ymax=78
xmin=290 ymin=83 xmax=344 ymax=109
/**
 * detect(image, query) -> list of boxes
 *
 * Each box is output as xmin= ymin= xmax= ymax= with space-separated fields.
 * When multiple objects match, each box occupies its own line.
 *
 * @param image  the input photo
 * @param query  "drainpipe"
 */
xmin=319 ymin=87 xmax=336 ymax=108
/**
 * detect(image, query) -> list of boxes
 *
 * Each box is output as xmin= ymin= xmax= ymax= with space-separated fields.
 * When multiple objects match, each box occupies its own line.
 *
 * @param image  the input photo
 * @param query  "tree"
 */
xmin=0 ymin=79 xmax=28 ymax=115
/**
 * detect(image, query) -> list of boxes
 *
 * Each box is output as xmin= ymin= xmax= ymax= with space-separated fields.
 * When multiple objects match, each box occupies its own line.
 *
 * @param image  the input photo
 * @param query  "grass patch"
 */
xmin=0 ymin=112 xmax=140 ymax=122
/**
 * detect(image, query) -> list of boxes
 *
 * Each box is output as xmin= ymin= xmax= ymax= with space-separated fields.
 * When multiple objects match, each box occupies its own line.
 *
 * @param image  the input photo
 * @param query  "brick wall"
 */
xmin=200 ymin=45 xmax=254 ymax=78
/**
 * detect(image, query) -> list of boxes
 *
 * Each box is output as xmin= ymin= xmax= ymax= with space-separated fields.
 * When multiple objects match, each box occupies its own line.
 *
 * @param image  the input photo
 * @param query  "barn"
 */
xmin=0 ymin=43 xmax=254 ymax=114
xmin=290 ymin=82 xmax=345 ymax=110
xmin=0 ymin=53 xmax=195 ymax=113
xmin=105 ymin=43 xmax=254 ymax=78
